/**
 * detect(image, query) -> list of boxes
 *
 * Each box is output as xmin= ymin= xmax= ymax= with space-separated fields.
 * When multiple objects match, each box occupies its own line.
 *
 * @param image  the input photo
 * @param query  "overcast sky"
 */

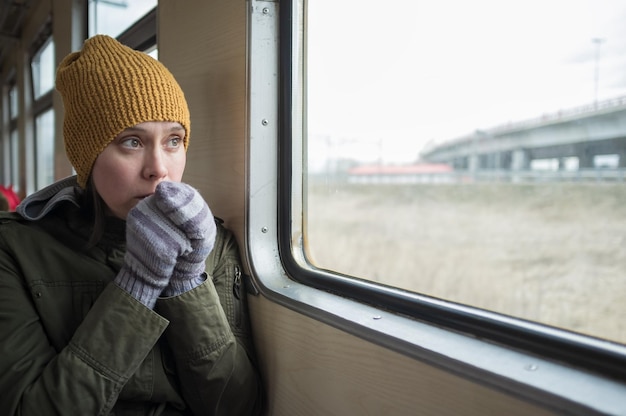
xmin=307 ymin=0 xmax=626 ymax=166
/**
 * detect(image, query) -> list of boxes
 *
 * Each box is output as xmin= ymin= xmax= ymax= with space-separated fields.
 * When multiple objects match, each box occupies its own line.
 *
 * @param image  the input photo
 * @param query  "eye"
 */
xmin=121 ymin=137 xmax=141 ymax=148
xmin=167 ymin=136 xmax=183 ymax=148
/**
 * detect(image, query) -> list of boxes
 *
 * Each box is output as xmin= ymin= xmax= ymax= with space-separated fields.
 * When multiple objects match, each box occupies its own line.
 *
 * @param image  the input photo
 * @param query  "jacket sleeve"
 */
xmin=155 ymin=223 xmax=263 ymax=416
xmin=0 ymin=213 xmax=176 ymax=415
xmin=0 ymin=266 xmax=169 ymax=415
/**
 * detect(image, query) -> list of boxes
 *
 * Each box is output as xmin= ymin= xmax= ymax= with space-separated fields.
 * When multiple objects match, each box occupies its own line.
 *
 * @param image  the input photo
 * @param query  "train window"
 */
xmin=8 ymin=84 xmax=18 ymax=121
xmin=35 ymin=109 xmax=54 ymax=189
xmin=302 ymin=0 xmax=626 ymax=346
xmin=7 ymin=84 xmax=19 ymax=189
xmin=5 ymin=129 xmax=20 ymax=191
xmin=146 ymin=47 xmax=158 ymax=60
xmin=89 ymin=0 xmax=157 ymax=38
xmin=30 ymin=38 xmax=54 ymax=100
xmin=10 ymin=130 xmax=18 ymax=189
xmin=30 ymin=36 xmax=55 ymax=191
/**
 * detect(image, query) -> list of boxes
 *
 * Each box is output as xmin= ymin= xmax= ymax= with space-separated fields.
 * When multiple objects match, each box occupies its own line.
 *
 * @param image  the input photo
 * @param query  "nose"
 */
xmin=142 ymin=147 xmax=168 ymax=180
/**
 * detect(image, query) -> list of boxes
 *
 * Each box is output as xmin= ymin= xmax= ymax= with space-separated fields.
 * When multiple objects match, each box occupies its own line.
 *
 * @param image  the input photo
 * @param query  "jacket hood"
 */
xmin=16 ymin=176 xmax=82 ymax=221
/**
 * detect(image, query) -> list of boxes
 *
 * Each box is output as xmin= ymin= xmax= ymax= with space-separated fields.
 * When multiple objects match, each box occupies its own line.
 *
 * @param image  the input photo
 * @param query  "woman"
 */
xmin=0 ymin=35 xmax=262 ymax=415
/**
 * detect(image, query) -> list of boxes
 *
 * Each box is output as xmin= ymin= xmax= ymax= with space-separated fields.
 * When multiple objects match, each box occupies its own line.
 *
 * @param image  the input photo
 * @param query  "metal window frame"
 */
xmin=116 ymin=6 xmax=156 ymax=52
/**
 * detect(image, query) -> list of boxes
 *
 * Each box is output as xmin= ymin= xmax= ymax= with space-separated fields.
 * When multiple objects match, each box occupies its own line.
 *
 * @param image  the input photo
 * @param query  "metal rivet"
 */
xmin=261 ymin=119 xmax=269 ymax=126
xmin=35 ymin=292 xmax=42 ymax=298
xmin=373 ymin=315 xmax=382 ymax=320
xmin=261 ymin=226 xmax=268 ymax=233
xmin=525 ymin=364 xmax=539 ymax=371
xmin=262 ymin=7 xmax=269 ymax=14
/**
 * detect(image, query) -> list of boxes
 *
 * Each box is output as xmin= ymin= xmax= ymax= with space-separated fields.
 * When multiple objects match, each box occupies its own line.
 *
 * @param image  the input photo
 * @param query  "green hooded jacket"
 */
xmin=0 ymin=177 xmax=262 ymax=415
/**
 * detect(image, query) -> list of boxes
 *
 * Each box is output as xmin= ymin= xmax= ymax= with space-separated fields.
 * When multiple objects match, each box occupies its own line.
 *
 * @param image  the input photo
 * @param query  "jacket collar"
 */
xmin=16 ymin=176 xmax=81 ymax=221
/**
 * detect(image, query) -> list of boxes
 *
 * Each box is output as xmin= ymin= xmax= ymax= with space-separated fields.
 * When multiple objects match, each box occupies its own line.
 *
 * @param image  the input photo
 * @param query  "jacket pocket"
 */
xmin=30 ymin=280 xmax=106 ymax=350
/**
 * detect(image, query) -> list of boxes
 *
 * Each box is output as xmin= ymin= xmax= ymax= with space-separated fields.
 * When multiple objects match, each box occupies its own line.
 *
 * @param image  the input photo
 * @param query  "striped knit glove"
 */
xmin=162 ymin=183 xmax=215 ymax=297
xmin=115 ymin=181 xmax=213 ymax=308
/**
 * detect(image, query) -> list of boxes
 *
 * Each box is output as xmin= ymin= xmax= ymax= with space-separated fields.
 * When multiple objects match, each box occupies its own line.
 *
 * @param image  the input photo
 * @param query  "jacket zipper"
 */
xmin=233 ymin=265 xmax=242 ymax=327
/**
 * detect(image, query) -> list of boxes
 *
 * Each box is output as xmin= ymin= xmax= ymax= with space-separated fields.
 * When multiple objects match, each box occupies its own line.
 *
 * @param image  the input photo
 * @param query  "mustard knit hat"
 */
xmin=55 ymin=35 xmax=190 ymax=188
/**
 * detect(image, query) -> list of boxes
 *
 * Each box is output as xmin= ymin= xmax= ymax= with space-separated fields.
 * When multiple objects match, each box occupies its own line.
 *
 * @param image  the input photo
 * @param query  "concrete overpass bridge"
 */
xmin=420 ymin=96 xmax=626 ymax=172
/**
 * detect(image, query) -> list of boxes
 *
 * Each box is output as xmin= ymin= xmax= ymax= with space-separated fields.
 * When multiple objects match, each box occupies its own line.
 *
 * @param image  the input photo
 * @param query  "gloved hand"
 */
xmin=161 ymin=183 xmax=216 ymax=297
xmin=114 ymin=181 xmax=214 ymax=308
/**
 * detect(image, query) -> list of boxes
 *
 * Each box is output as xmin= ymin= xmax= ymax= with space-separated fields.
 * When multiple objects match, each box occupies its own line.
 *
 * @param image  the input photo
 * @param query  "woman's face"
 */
xmin=91 ymin=121 xmax=187 ymax=219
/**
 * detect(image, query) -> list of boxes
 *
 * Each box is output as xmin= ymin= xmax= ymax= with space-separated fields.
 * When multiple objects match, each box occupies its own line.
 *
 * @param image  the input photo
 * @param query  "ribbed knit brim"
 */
xmin=55 ymin=35 xmax=190 ymax=188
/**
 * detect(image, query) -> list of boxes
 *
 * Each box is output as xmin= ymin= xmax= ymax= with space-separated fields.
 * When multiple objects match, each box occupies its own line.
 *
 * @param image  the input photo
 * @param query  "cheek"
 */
xmin=168 ymin=153 xmax=187 ymax=181
xmin=91 ymin=156 xmax=136 ymax=216
xmin=94 ymin=176 xmax=121 ymax=202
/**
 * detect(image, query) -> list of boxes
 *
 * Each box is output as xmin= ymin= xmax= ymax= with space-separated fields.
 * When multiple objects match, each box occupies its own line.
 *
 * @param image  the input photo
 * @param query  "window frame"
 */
xmin=116 ymin=7 xmax=156 ymax=52
xmin=246 ymin=1 xmax=626 ymax=413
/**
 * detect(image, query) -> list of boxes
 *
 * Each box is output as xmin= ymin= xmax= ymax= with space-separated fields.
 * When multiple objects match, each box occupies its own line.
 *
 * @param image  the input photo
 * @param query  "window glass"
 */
xmin=89 ymin=0 xmax=157 ymax=38
xmin=35 ymin=108 xmax=54 ymax=189
xmin=10 ymin=129 xmax=19 ymax=190
xmin=7 ymin=84 xmax=19 ymax=190
xmin=304 ymin=0 xmax=626 ymax=345
xmin=146 ymin=46 xmax=158 ymax=60
xmin=31 ymin=39 xmax=55 ymax=99
xmin=9 ymin=84 xmax=18 ymax=120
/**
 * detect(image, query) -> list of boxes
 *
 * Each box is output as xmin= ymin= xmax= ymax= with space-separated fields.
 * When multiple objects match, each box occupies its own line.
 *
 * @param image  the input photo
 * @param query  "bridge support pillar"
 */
xmin=578 ymin=146 xmax=594 ymax=169
xmin=511 ymin=149 xmax=529 ymax=170
xmin=619 ymin=149 xmax=626 ymax=168
xmin=468 ymin=155 xmax=480 ymax=172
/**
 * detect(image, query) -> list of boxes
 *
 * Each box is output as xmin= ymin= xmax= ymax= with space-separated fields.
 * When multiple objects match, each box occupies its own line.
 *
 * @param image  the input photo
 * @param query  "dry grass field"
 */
xmin=305 ymin=182 xmax=626 ymax=344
